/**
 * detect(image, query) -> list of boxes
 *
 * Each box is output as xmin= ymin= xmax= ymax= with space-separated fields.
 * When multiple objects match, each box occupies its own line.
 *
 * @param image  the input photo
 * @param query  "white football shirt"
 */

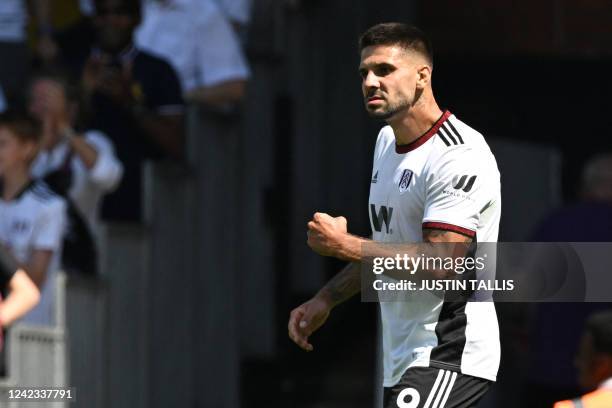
xmin=0 ymin=0 xmax=26 ymax=42
xmin=135 ymin=0 xmax=250 ymax=93
xmin=31 ymin=130 xmax=123 ymax=237
xmin=0 ymin=181 xmax=66 ymax=326
xmin=368 ymin=110 xmax=501 ymax=386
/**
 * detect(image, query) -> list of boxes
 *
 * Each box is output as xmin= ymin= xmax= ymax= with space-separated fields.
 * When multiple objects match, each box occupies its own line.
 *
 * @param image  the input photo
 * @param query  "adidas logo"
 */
xmin=371 ymin=171 xmax=378 ymax=184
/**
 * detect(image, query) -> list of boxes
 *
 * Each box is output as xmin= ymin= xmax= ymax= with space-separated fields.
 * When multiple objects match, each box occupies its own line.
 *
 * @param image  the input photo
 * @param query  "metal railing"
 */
xmin=0 ymin=273 xmax=69 ymax=408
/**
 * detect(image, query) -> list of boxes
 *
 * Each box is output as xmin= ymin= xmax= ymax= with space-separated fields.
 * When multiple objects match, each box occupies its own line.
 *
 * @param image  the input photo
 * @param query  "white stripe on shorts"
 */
xmin=432 ymin=370 xmax=451 ymax=408
xmin=423 ymin=369 xmax=445 ymax=408
xmin=439 ymin=371 xmax=458 ymax=408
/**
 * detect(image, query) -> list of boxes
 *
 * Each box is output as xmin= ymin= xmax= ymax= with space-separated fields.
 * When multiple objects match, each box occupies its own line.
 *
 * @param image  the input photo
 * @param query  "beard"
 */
xmin=365 ymin=96 xmax=411 ymax=120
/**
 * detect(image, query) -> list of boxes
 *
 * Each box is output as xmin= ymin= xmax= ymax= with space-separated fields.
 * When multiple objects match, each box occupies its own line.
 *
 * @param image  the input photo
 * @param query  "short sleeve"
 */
xmin=422 ymin=146 xmax=496 ymax=239
xmin=144 ymin=58 xmax=185 ymax=116
xmin=210 ymin=0 xmax=252 ymax=24
xmin=84 ymin=130 xmax=124 ymax=191
xmin=32 ymin=199 xmax=67 ymax=251
xmin=195 ymin=5 xmax=250 ymax=87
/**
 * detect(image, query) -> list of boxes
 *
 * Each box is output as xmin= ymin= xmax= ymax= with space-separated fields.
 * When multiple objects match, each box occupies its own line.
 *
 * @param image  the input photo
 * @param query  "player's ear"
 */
xmin=416 ymin=64 xmax=432 ymax=89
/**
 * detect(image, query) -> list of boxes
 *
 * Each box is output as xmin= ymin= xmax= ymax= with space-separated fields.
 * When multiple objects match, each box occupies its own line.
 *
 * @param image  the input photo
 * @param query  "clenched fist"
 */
xmin=306 ymin=212 xmax=348 ymax=257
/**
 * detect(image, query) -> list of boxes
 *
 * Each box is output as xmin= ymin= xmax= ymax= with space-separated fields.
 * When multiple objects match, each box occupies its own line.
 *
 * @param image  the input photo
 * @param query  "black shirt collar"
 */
xmin=91 ymin=43 xmax=140 ymax=66
xmin=0 ymin=179 xmax=35 ymax=201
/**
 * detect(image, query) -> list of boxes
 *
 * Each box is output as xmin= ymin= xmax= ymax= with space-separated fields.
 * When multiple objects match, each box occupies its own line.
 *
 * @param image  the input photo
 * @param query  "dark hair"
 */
xmin=0 ymin=109 xmax=41 ymax=144
xmin=359 ymin=23 xmax=433 ymax=66
xmin=28 ymin=67 xmax=80 ymax=104
xmin=586 ymin=311 xmax=612 ymax=355
xmin=27 ymin=66 xmax=89 ymax=130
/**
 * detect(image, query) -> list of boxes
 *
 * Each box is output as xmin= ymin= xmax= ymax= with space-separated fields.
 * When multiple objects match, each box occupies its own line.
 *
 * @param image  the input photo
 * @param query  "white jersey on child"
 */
xmin=0 ymin=181 xmax=66 ymax=326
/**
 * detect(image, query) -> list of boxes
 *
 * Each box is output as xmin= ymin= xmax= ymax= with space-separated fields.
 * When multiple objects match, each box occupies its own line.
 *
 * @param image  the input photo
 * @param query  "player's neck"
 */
xmin=389 ymin=98 xmax=443 ymax=146
xmin=1 ymin=169 xmax=31 ymax=201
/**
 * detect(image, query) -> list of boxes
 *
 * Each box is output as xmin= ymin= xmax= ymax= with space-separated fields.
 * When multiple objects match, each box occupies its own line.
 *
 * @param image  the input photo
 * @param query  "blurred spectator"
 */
xmin=83 ymin=0 xmax=253 ymax=28
xmin=581 ymin=154 xmax=612 ymax=204
xmin=0 ymin=87 xmax=6 ymax=113
xmin=135 ymin=0 xmax=250 ymax=107
xmin=526 ymin=153 xmax=612 ymax=406
xmin=81 ymin=0 xmax=184 ymax=222
xmin=554 ymin=311 xmax=612 ymax=408
xmin=209 ymin=0 xmax=252 ymax=32
xmin=28 ymin=70 xmax=123 ymax=275
xmin=0 ymin=0 xmax=30 ymax=100
xmin=79 ymin=0 xmax=96 ymax=17
xmin=532 ymin=153 xmax=612 ymax=241
xmin=0 ymin=110 xmax=66 ymax=327
xmin=51 ymin=7 xmax=97 ymax=77
xmin=0 ymin=246 xmax=40 ymax=376
xmin=0 ymin=1 xmax=58 ymax=100
xmin=0 ymin=246 xmax=40 ymax=329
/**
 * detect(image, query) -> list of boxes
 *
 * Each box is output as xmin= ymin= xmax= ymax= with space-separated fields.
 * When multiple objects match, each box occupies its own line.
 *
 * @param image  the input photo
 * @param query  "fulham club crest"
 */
xmin=398 ymin=169 xmax=414 ymax=194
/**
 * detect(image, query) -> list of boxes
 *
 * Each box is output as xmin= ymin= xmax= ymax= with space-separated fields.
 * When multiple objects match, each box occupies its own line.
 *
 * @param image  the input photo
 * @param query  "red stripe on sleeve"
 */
xmin=422 ymin=222 xmax=476 ymax=238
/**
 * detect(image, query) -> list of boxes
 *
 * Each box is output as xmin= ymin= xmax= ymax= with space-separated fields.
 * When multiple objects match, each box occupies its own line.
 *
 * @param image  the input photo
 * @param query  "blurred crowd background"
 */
xmin=0 ymin=0 xmax=610 ymax=407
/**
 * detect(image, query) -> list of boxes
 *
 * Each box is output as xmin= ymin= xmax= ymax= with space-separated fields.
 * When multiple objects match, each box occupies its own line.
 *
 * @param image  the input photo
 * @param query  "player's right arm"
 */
xmin=288 ymin=262 xmax=360 ymax=351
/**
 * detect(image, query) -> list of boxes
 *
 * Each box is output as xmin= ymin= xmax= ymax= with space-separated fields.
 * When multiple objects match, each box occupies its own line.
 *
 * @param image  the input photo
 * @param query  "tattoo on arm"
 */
xmin=422 ymin=228 xmax=473 ymax=243
xmin=318 ymin=262 xmax=361 ymax=307
xmin=316 ymin=230 xmax=472 ymax=305
xmin=422 ymin=228 xmax=475 ymax=278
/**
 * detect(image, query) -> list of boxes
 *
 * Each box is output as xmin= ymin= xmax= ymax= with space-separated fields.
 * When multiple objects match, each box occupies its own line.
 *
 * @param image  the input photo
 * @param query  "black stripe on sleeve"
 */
xmin=445 ymin=121 xmax=464 ymax=144
xmin=439 ymin=125 xmax=457 ymax=145
xmin=437 ymin=131 xmax=451 ymax=146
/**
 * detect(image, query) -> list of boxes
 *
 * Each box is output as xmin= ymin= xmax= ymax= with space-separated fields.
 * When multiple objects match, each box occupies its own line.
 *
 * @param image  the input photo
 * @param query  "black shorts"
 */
xmin=383 ymin=367 xmax=492 ymax=408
